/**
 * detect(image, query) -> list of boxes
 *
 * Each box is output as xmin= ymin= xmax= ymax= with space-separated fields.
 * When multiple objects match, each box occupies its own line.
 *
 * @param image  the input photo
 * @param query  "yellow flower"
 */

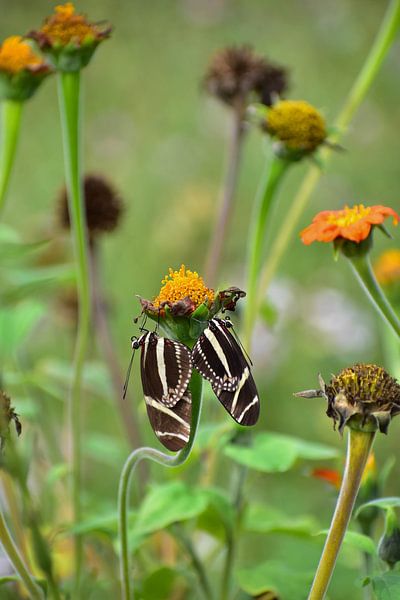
xmin=266 ymin=99 xmax=326 ymax=153
xmin=153 ymin=265 xmax=214 ymax=310
xmin=0 ymin=36 xmax=46 ymax=75
xmin=374 ymin=249 xmax=400 ymax=286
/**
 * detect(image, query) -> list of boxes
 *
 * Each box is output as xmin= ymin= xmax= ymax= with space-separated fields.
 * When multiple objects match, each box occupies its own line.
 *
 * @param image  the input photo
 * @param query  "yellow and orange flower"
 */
xmin=374 ymin=249 xmax=400 ymax=286
xmin=312 ymin=453 xmax=377 ymax=490
xmin=266 ymin=99 xmax=326 ymax=154
xmin=0 ymin=36 xmax=48 ymax=75
xmin=301 ymin=204 xmax=399 ymax=245
xmin=153 ymin=265 xmax=214 ymax=311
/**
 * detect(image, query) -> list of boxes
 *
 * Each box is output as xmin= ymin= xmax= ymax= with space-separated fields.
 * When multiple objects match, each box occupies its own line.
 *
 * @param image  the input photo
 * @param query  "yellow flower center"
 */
xmin=374 ymin=249 xmax=400 ymax=286
xmin=40 ymin=2 xmax=98 ymax=46
xmin=267 ymin=99 xmax=326 ymax=151
xmin=0 ymin=36 xmax=44 ymax=74
xmin=327 ymin=204 xmax=371 ymax=227
xmin=153 ymin=265 xmax=214 ymax=309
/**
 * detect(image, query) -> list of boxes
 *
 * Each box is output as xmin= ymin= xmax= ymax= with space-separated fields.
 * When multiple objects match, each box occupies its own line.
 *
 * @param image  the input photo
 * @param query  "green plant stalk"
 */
xmin=0 ymin=509 xmax=44 ymax=600
xmin=0 ymin=100 xmax=23 ymax=216
xmin=118 ymin=370 xmax=203 ymax=600
xmin=204 ymin=105 xmax=246 ymax=287
xmin=349 ymin=254 xmax=400 ymax=338
xmin=243 ymin=153 xmax=290 ymax=350
xmin=58 ymin=70 xmax=91 ymax=592
xmin=171 ymin=524 xmax=214 ymax=600
xmin=256 ymin=0 xmax=400 ymax=303
xmin=308 ymin=429 xmax=376 ymax=600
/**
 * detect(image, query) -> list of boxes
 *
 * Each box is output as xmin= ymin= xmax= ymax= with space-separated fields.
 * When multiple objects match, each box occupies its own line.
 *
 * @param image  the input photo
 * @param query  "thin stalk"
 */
xmin=0 ymin=509 xmax=44 ymax=600
xmin=89 ymin=243 xmax=143 ymax=449
xmin=0 ymin=100 xmax=23 ymax=216
xmin=243 ymin=154 xmax=290 ymax=350
xmin=58 ymin=70 xmax=91 ymax=593
xmin=118 ymin=370 xmax=203 ymax=600
xmin=349 ymin=254 xmax=400 ymax=338
xmin=171 ymin=524 xmax=215 ymax=600
xmin=308 ymin=428 xmax=376 ymax=600
xmin=256 ymin=0 xmax=400 ymax=301
xmin=1 ymin=472 xmax=30 ymax=568
xmin=204 ymin=106 xmax=246 ymax=287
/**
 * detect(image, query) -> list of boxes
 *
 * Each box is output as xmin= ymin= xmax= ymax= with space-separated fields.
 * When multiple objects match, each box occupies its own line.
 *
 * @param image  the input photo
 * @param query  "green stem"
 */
xmin=0 ymin=509 xmax=44 ymax=600
xmin=308 ymin=429 xmax=376 ymax=600
xmin=58 ymin=70 xmax=91 ymax=594
xmin=256 ymin=0 xmax=400 ymax=302
xmin=243 ymin=154 xmax=290 ymax=350
xmin=118 ymin=370 xmax=203 ymax=600
xmin=0 ymin=100 xmax=23 ymax=216
xmin=349 ymin=253 xmax=400 ymax=338
xmin=171 ymin=524 xmax=214 ymax=600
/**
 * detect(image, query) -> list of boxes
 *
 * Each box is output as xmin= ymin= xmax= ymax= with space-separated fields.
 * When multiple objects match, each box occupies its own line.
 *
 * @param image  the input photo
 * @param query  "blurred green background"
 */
xmin=1 ymin=1 xmax=400 ymax=598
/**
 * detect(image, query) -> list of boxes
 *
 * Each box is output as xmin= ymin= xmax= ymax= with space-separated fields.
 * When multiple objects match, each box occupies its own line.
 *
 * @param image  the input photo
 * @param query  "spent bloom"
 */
xmin=374 ymin=249 xmax=400 ymax=286
xmin=204 ymin=45 xmax=288 ymax=109
xmin=0 ymin=36 xmax=51 ymax=101
xmin=296 ymin=364 xmax=400 ymax=435
xmin=265 ymin=99 xmax=326 ymax=159
xmin=0 ymin=391 xmax=21 ymax=450
xmin=28 ymin=2 xmax=111 ymax=71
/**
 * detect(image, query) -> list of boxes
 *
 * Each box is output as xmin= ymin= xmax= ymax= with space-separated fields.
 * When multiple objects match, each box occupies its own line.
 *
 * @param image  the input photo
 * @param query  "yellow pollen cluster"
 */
xmin=267 ymin=99 xmax=326 ymax=151
xmin=327 ymin=204 xmax=371 ymax=227
xmin=40 ymin=2 xmax=98 ymax=46
xmin=374 ymin=249 xmax=400 ymax=286
xmin=0 ymin=36 xmax=44 ymax=74
xmin=153 ymin=265 xmax=214 ymax=309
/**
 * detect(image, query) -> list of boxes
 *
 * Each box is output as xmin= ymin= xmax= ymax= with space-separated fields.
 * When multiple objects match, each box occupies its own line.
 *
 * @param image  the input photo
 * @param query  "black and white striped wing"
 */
xmin=192 ymin=319 xmax=259 ymax=426
xmin=144 ymin=391 xmax=191 ymax=451
xmin=140 ymin=332 xmax=192 ymax=407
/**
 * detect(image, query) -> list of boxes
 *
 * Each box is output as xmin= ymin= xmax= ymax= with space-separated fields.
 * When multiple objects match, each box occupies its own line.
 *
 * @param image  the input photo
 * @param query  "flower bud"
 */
xmin=378 ymin=508 xmax=400 ymax=568
xmin=0 ymin=36 xmax=51 ymax=101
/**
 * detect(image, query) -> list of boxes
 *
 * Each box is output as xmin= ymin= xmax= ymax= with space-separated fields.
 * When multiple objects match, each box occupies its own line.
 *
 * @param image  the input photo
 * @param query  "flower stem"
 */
xmin=118 ymin=370 xmax=203 ymax=600
xmin=204 ymin=106 xmax=246 ymax=287
xmin=349 ymin=253 xmax=400 ymax=338
xmin=243 ymin=153 xmax=290 ymax=350
xmin=256 ymin=0 xmax=400 ymax=301
xmin=0 ymin=100 xmax=23 ymax=216
xmin=58 ymin=70 xmax=91 ymax=594
xmin=308 ymin=428 xmax=376 ymax=600
xmin=0 ymin=508 xmax=44 ymax=600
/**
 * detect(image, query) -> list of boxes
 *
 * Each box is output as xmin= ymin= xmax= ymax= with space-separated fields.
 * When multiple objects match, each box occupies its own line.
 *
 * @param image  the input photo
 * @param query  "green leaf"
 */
xmin=224 ymin=432 xmax=338 ymax=473
xmin=356 ymin=497 xmax=400 ymax=518
xmin=133 ymin=481 xmax=209 ymax=536
xmin=196 ymin=488 xmax=235 ymax=538
xmin=317 ymin=529 xmax=376 ymax=555
xmin=195 ymin=421 xmax=235 ymax=451
xmin=0 ymin=224 xmax=49 ymax=262
xmin=1 ymin=265 xmax=75 ymax=304
xmin=244 ymin=504 xmax=318 ymax=537
xmin=369 ymin=572 xmax=400 ymax=599
xmin=0 ymin=301 xmax=46 ymax=360
xmin=237 ymin=560 xmax=312 ymax=598
xmin=140 ymin=567 xmax=183 ymax=600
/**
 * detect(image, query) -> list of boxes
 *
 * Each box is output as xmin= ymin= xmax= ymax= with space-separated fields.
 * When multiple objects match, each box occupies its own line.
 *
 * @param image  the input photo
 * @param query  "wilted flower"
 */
xmin=0 ymin=391 xmax=21 ymax=449
xmin=28 ymin=2 xmax=111 ymax=71
xmin=374 ymin=249 xmax=400 ymax=286
xmin=0 ymin=35 xmax=51 ymax=101
xmin=296 ymin=364 xmax=400 ymax=434
xmin=204 ymin=45 xmax=288 ymax=109
xmin=265 ymin=99 xmax=326 ymax=159
xmin=58 ymin=173 xmax=123 ymax=241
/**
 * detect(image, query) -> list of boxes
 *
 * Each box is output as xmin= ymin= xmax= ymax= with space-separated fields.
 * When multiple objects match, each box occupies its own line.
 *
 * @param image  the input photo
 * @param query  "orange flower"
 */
xmin=374 ymin=249 xmax=400 ymax=286
xmin=301 ymin=204 xmax=399 ymax=245
xmin=311 ymin=468 xmax=341 ymax=489
xmin=0 ymin=36 xmax=47 ymax=75
xmin=153 ymin=265 xmax=214 ymax=311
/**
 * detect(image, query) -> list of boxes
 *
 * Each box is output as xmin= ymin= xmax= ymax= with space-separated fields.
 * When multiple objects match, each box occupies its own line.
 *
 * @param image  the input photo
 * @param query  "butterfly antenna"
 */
xmin=123 ymin=342 xmax=136 ymax=399
xmin=229 ymin=322 xmax=253 ymax=366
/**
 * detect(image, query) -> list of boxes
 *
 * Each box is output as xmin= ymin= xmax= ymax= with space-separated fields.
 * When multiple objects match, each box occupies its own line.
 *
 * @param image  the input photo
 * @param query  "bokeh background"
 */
xmin=1 ymin=1 xmax=400 ymax=598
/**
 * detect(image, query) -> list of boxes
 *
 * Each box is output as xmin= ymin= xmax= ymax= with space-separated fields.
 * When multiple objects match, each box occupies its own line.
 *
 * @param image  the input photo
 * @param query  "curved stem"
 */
xmin=308 ymin=429 xmax=376 ymax=600
xmin=243 ymin=154 xmax=290 ymax=350
xmin=58 ymin=70 xmax=91 ymax=594
xmin=204 ymin=107 xmax=246 ymax=287
xmin=0 ymin=100 xmax=23 ymax=216
xmin=0 ymin=509 xmax=44 ymax=600
xmin=349 ymin=253 xmax=400 ymax=338
xmin=118 ymin=370 xmax=203 ymax=600
xmin=171 ymin=524 xmax=214 ymax=600
xmin=256 ymin=0 xmax=400 ymax=302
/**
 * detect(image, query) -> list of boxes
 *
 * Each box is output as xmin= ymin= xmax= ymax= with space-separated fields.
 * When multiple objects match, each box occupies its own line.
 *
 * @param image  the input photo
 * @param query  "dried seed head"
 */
xmin=0 ymin=391 xmax=21 ymax=449
xmin=58 ymin=173 xmax=123 ymax=240
xmin=296 ymin=364 xmax=400 ymax=434
xmin=204 ymin=45 xmax=288 ymax=108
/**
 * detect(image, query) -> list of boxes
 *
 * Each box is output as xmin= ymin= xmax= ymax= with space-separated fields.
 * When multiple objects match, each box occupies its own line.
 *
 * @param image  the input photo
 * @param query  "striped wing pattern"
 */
xmin=192 ymin=318 xmax=259 ymax=426
xmin=139 ymin=332 xmax=192 ymax=451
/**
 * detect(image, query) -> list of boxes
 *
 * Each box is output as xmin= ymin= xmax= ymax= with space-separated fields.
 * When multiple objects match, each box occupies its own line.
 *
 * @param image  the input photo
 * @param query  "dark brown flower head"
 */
xmin=59 ymin=174 xmax=123 ymax=241
xmin=204 ymin=45 xmax=288 ymax=108
xmin=0 ymin=391 xmax=21 ymax=450
xmin=296 ymin=364 xmax=400 ymax=435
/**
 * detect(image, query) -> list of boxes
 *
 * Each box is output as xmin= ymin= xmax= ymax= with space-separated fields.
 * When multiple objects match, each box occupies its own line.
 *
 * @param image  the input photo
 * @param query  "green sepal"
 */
xmin=43 ymin=39 xmax=100 ymax=72
xmin=0 ymin=70 xmax=51 ymax=102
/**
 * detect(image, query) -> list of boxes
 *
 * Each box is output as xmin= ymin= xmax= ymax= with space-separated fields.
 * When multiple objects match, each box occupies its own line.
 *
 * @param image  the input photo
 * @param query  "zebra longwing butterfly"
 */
xmin=192 ymin=318 xmax=259 ymax=426
xmin=129 ymin=331 xmax=193 ymax=451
